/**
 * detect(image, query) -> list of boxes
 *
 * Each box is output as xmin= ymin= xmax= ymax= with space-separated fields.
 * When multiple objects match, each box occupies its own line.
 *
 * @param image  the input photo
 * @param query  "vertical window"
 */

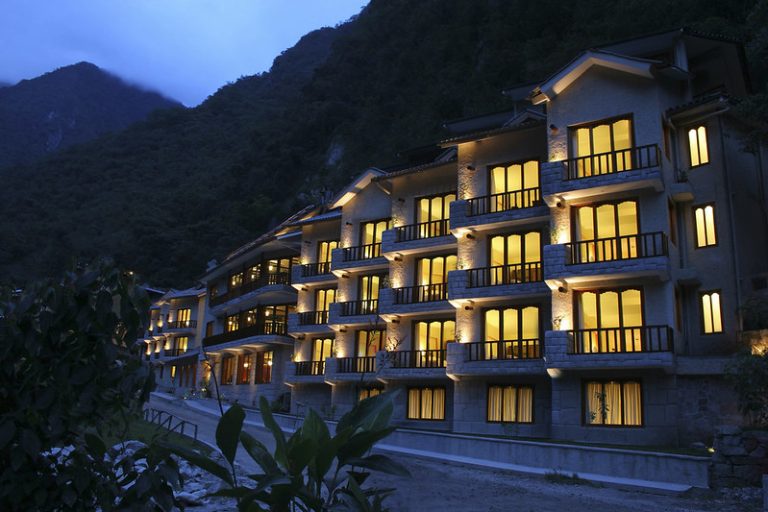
xmin=572 ymin=117 xmax=633 ymax=176
xmin=573 ymin=200 xmax=639 ymax=262
xmin=229 ymin=272 xmax=243 ymax=290
xmin=489 ymin=160 xmax=540 ymax=211
xmin=358 ymin=387 xmax=382 ymax=402
xmin=244 ymin=308 xmax=258 ymax=327
xmin=174 ymin=336 xmax=189 ymax=354
xmin=260 ymin=304 xmax=293 ymax=334
xmin=255 ymin=351 xmax=273 ymax=384
xmin=693 ymin=204 xmax=717 ymax=247
xmin=576 ymin=288 xmax=644 ymax=352
xmin=416 ymin=193 xmax=456 ymax=237
xmin=176 ymin=308 xmax=191 ymax=326
xmin=484 ymin=306 xmax=540 ymax=359
xmin=265 ymin=258 xmax=292 ymax=283
xmin=360 ymin=219 xmax=391 ymax=257
xmin=226 ymin=314 xmax=240 ymax=332
xmin=688 ymin=126 xmax=709 ymax=167
xmin=315 ymin=288 xmax=336 ymax=312
xmin=237 ymin=353 xmax=252 ymax=385
xmin=416 ymin=255 xmax=457 ymax=286
xmin=246 ymin=265 xmax=260 ymax=283
xmin=668 ymin=199 xmax=677 ymax=246
xmin=356 ymin=330 xmax=384 ymax=357
xmin=584 ymin=380 xmax=642 ymax=426
xmin=221 ymin=356 xmax=235 ymax=385
xmin=701 ymin=291 xmax=723 ymax=334
xmin=407 ymin=387 xmax=446 ymax=420
xmin=414 ymin=319 xmax=455 ymax=351
xmin=205 ymin=321 xmax=214 ymax=338
xmin=487 ymin=385 xmax=534 ymax=423
xmin=317 ymin=240 xmax=339 ymax=266
xmin=489 ymin=231 xmax=541 ymax=284
xmin=312 ymin=338 xmax=333 ymax=362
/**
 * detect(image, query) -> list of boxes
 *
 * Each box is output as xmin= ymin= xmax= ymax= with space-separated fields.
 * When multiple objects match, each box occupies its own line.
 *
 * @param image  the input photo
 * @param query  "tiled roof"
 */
xmin=439 ymin=118 xmax=545 ymax=146
xmin=162 ymin=287 xmax=203 ymax=300
xmin=288 ymin=208 xmax=342 ymax=226
xmin=371 ymin=155 xmax=457 ymax=182
xmin=665 ymin=92 xmax=729 ymax=117
xmin=222 ymin=205 xmax=313 ymax=263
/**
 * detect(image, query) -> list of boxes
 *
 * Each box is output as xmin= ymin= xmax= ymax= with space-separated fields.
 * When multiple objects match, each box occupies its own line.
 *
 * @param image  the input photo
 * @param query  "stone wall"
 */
xmin=711 ymin=426 xmax=768 ymax=487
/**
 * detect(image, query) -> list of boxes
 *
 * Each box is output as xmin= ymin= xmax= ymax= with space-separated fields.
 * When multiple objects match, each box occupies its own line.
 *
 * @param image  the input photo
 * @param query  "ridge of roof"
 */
xmin=439 ymin=118 xmax=546 ymax=147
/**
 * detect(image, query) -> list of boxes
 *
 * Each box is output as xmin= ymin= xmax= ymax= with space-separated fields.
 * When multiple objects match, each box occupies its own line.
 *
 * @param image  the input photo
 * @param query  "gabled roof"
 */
xmin=371 ymin=148 xmax=457 ymax=182
xmin=329 ymin=168 xmax=386 ymax=209
xmin=288 ymin=207 xmax=342 ymax=227
xmin=161 ymin=287 xmax=203 ymax=301
xmin=529 ymin=50 xmax=664 ymax=105
xmin=439 ymin=118 xmax=545 ymax=147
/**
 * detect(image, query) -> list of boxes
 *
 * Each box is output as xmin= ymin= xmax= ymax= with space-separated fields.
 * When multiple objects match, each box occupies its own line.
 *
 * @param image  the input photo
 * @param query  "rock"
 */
xmin=717 ymin=425 xmax=742 ymax=436
xmin=176 ymin=491 xmax=203 ymax=507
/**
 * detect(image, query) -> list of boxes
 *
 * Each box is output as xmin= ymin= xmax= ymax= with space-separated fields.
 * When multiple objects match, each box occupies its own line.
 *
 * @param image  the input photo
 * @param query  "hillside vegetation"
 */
xmin=0 ymin=0 xmax=765 ymax=288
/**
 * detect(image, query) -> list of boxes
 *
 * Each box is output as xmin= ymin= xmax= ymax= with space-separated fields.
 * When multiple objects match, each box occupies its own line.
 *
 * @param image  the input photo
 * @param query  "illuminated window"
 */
xmin=416 ymin=193 xmax=456 ymax=237
xmin=489 ymin=231 xmax=541 ymax=284
xmin=576 ymin=288 xmax=644 ymax=352
xmin=221 ymin=356 xmax=235 ymax=385
xmin=701 ymin=291 xmax=723 ymax=334
xmin=489 ymin=160 xmax=540 ymax=211
xmin=175 ymin=308 xmax=191 ymax=326
xmin=407 ymin=387 xmax=445 ymax=420
xmin=255 ymin=351 xmax=273 ymax=384
xmin=359 ymin=274 xmax=385 ymax=303
xmin=226 ymin=314 xmax=239 ymax=332
xmin=246 ymin=265 xmax=260 ymax=282
xmin=358 ymin=387 xmax=382 ymax=402
xmin=483 ymin=306 xmax=540 ymax=359
xmin=584 ymin=380 xmax=642 ymax=426
xmin=694 ymin=204 xmax=717 ymax=247
xmin=688 ymin=126 xmax=709 ymax=167
xmin=315 ymin=288 xmax=336 ymax=312
xmin=574 ymin=200 xmax=639 ymax=262
xmin=174 ymin=336 xmax=188 ymax=354
xmin=229 ymin=272 xmax=243 ymax=290
xmin=487 ymin=385 xmax=534 ymax=423
xmin=360 ymin=219 xmax=391 ymax=257
xmin=414 ymin=319 xmax=455 ymax=352
xmin=317 ymin=240 xmax=339 ymax=265
xmin=237 ymin=353 xmax=252 ymax=385
xmin=416 ymin=255 xmax=457 ymax=286
xmin=571 ymin=117 xmax=633 ymax=176
xmin=356 ymin=330 xmax=384 ymax=357
xmin=312 ymin=338 xmax=333 ymax=362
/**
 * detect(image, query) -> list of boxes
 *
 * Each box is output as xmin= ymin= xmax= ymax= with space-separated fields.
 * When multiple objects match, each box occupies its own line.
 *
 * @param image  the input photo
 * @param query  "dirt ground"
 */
xmin=148 ymin=396 xmax=762 ymax=511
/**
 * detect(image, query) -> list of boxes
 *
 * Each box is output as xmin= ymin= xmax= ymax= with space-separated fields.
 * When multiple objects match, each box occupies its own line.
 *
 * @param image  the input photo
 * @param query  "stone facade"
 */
xmin=711 ymin=427 xmax=768 ymax=487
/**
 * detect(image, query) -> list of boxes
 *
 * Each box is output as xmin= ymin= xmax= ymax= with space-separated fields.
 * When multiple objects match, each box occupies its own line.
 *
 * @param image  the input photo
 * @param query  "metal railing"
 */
xmin=395 ymin=219 xmax=450 ymax=242
xmin=563 ymin=144 xmax=660 ymax=180
xmin=295 ymin=360 xmax=325 ymax=376
xmin=342 ymin=243 xmax=382 ymax=262
xmin=466 ymin=339 xmax=542 ymax=361
xmin=389 ymin=349 xmax=446 ymax=368
xmin=467 ymin=187 xmax=542 ymax=216
xmin=301 ymin=261 xmax=332 ymax=277
xmin=568 ymin=325 xmax=674 ymax=354
xmin=165 ymin=319 xmax=197 ymax=330
xmin=164 ymin=348 xmax=187 ymax=357
xmin=566 ymin=232 xmax=668 ymax=265
xmin=143 ymin=408 xmax=198 ymax=441
xmin=393 ymin=283 xmax=448 ymax=304
xmin=203 ymin=321 xmax=288 ymax=347
xmin=298 ymin=310 xmax=329 ymax=325
xmin=337 ymin=356 xmax=377 ymax=373
xmin=210 ymin=272 xmax=291 ymax=306
xmin=339 ymin=299 xmax=379 ymax=316
xmin=467 ymin=262 xmax=543 ymax=287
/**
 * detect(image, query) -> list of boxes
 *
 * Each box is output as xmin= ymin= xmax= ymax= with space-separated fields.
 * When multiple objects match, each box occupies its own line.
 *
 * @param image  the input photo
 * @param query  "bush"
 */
xmin=725 ymin=350 xmax=768 ymax=426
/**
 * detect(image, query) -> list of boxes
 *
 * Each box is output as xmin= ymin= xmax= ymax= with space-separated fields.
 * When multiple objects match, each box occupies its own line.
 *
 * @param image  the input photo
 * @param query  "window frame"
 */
xmin=482 ymin=305 xmax=542 ymax=343
xmin=406 ymin=386 xmax=446 ymax=421
xmin=581 ymin=378 xmax=644 ymax=427
xmin=358 ymin=272 xmax=387 ymax=302
xmin=486 ymin=383 xmax=535 ymax=424
xmin=692 ymin=202 xmax=718 ymax=248
xmin=221 ymin=355 xmax=236 ymax=385
xmin=574 ymin=287 xmax=646 ymax=330
xmin=568 ymin=114 xmax=635 ymax=158
xmin=414 ymin=253 xmax=457 ymax=286
xmin=355 ymin=329 xmax=385 ymax=357
xmin=411 ymin=318 xmax=456 ymax=352
xmin=255 ymin=351 xmax=273 ymax=384
xmin=311 ymin=337 xmax=334 ymax=362
xmin=687 ymin=124 xmax=711 ymax=168
xmin=413 ymin=191 xmax=457 ymax=224
xmin=237 ymin=353 xmax=252 ymax=385
xmin=316 ymin=239 xmax=340 ymax=265
xmin=314 ymin=287 xmax=337 ymax=312
xmin=699 ymin=289 xmax=724 ymax=334
xmin=358 ymin=386 xmax=383 ymax=402
xmin=359 ymin=218 xmax=392 ymax=246
xmin=570 ymin=197 xmax=642 ymax=243
xmin=486 ymin=158 xmax=541 ymax=195
xmin=487 ymin=229 xmax=543 ymax=267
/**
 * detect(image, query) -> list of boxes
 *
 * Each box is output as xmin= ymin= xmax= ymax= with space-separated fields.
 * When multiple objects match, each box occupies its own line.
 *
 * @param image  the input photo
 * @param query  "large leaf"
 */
xmin=216 ymin=404 xmax=245 ymax=466
xmin=259 ymin=396 xmax=288 ymax=469
xmin=160 ymin=442 xmax=233 ymax=486
xmin=336 ymin=391 xmax=397 ymax=434
xmin=337 ymin=427 xmax=396 ymax=462
xmin=240 ymin=431 xmax=280 ymax=475
xmin=345 ymin=454 xmax=410 ymax=477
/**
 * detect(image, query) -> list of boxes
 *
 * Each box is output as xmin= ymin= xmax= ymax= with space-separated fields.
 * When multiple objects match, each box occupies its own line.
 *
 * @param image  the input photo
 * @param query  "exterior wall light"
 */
xmin=466 ymin=165 xmax=476 ymax=172
xmin=466 ymin=233 xmax=476 ymax=240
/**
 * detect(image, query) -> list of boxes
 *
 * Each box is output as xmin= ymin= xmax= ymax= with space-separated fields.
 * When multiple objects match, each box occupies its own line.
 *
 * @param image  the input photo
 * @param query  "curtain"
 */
xmin=432 ymin=388 xmax=446 ymax=420
xmin=586 ymin=382 xmax=602 ymax=424
xmin=487 ymin=386 xmax=502 ymax=422
xmin=605 ymin=381 xmax=622 ymax=425
xmin=421 ymin=388 xmax=434 ymax=419
xmin=623 ymin=382 xmax=642 ymax=426
xmin=517 ymin=387 xmax=534 ymax=423
xmin=407 ymin=389 xmax=420 ymax=419
xmin=502 ymin=386 xmax=517 ymax=422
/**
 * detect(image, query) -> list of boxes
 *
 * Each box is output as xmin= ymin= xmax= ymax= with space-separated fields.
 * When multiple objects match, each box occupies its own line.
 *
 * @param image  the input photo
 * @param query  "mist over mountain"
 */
xmin=0 ymin=62 xmax=181 ymax=168
xmin=0 ymin=0 xmax=764 ymax=288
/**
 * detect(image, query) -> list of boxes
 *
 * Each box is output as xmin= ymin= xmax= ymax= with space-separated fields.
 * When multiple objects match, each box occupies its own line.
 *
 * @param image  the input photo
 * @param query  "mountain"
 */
xmin=0 ymin=62 xmax=181 ymax=168
xmin=0 ymin=0 xmax=765 ymax=288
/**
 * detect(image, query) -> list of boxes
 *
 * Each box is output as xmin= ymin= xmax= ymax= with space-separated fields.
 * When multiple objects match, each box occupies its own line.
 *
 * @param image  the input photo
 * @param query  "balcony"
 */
xmin=295 ymin=360 xmax=325 ymax=376
xmin=381 ymin=220 xmax=456 ymax=256
xmin=451 ymin=188 xmax=549 ymax=232
xmin=378 ymin=285 xmax=453 ymax=316
xmin=448 ymin=264 xmax=549 ymax=302
xmin=544 ymin=232 xmax=670 ymax=285
xmin=377 ymin=349 xmax=449 ymax=381
xmin=328 ymin=300 xmax=380 ymax=326
xmin=324 ymin=356 xmax=379 ymax=384
xmin=287 ymin=310 xmax=333 ymax=335
xmin=395 ymin=283 xmax=447 ymax=304
xmin=209 ymin=272 xmax=293 ymax=310
xmin=284 ymin=360 xmax=328 ymax=385
xmin=202 ymin=322 xmax=291 ymax=349
xmin=544 ymin=327 xmax=675 ymax=371
xmin=164 ymin=348 xmax=188 ymax=358
xmin=165 ymin=319 xmax=197 ymax=331
xmin=446 ymin=341 xmax=546 ymax=378
xmin=331 ymin=244 xmax=387 ymax=274
xmin=291 ymin=262 xmax=335 ymax=287
xmin=298 ymin=310 xmax=329 ymax=325
xmin=542 ymin=144 xmax=664 ymax=204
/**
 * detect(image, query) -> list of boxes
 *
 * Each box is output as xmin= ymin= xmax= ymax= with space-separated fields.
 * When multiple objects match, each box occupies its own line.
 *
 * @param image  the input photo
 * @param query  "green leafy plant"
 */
xmin=166 ymin=391 xmax=410 ymax=511
xmin=725 ymin=350 xmax=768 ymax=426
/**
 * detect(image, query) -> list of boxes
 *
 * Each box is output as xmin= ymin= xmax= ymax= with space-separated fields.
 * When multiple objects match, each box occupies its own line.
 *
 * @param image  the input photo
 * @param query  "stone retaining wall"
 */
xmin=711 ymin=426 xmax=768 ymax=487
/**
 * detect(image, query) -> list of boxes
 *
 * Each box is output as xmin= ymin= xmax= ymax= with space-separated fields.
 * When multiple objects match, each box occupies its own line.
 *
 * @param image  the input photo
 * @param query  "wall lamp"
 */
xmin=397 ymin=198 xmax=405 ymax=203
xmin=556 ymin=201 xmax=565 ymax=209
xmin=549 ymin=124 xmax=559 ymax=134
xmin=466 ymin=233 xmax=476 ymax=240
xmin=393 ymin=254 xmax=403 ymax=262
xmin=557 ymin=286 xmax=567 ymax=293
xmin=345 ymin=221 xmax=353 ymax=226
xmin=466 ymin=165 xmax=476 ymax=172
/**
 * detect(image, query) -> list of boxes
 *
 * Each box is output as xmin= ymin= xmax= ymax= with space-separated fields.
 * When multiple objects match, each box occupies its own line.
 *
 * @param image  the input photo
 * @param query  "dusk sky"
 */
xmin=0 ymin=0 xmax=367 ymax=106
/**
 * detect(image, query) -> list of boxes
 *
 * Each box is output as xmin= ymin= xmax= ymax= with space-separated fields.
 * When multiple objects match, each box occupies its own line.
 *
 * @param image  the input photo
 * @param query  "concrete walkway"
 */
xmin=146 ymin=394 xmax=760 ymax=512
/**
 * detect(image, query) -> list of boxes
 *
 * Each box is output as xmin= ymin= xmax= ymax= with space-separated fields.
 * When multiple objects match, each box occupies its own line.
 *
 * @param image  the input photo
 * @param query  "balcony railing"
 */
xmin=337 ymin=356 xmax=377 ymax=373
xmin=295 ymin=360 xmax=325 ymax=376
xmin=339 ymin=299 xmax=379 ymax=316
xmin=164 ymin=348 xmax=187 ymax=357
xmin=202 ymin=322 xmax=288 ymax=347
xmin=467 ymin=262 xmax=543 ymax=288
xmin=467 ymin=187 xmax=542 ymax=216
xmin=566 ymin=232 xmax=668 ymax=265
xmin=210 ymin=272 xmax=291 ymax=306
xmin=301 ymin=262 xmax=332 ymax=277
xmin=342 ymin=243 xmax=382 ymax=262
xmin=298 ymin=310 xmax=329 ymax=325
xmin=393 ymin=283 xmax=448 ymax=304
xmin=389 ymin=349 xmax=446 ymax=368
xmin=395 ymin=219 xmax=450 ymax=242
xmin=563 ymin=144 xmax=660 ymax=180
xmin=568 ymin=325 xmax=674 ymax=354
xmin=165 ymin=319 xmax=198 ymax=330
xmin=466 ymin=339 xmax=541 ymax=361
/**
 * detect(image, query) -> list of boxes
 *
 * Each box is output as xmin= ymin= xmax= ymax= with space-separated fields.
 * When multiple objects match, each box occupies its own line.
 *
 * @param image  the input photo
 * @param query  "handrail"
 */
xmin=143 ymin=408 xmax=199 ymax=441
xmin=210 ymin=272 xmax=291 ymax=306
xmin=393 ymin=283 xmax=448 ymax=304
xmin=339 ymin=299 xmax=379 ymax=316
xmin=466 ymin=339 xmax=541 ymax=360
xmin=568 ymin=325 xmax=674 ymax=354
xmin=342 ymin=243 xmax=382 ymax=262
xmin=165 ymin=319 xmax=197 ymax=330
xmin=562 ymin=144 xmax=660 ymax=180
xmin=566 ymin=232 xmax=668 ymax=264
xmin=301 ymin=261 xmax=332 ymax=277
xmin=467 ymin=262 xmax=543 ymax=287
xmin=389 ymin=349 xmax=446 ymax=368
xmin=467 ymin=187 xmax=542 ymax=216
xmin=395 ymin=219 xmax=450 ymax=242
xmin=203 ymin=321 xmax=288 ymax=347
xmin=337 ymin=356 xmax=376 ymax=373
xmin=298 ymin=310 xmax=329 ymax=325
xmin=295 ymin=360 xmax=325 ymax=376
